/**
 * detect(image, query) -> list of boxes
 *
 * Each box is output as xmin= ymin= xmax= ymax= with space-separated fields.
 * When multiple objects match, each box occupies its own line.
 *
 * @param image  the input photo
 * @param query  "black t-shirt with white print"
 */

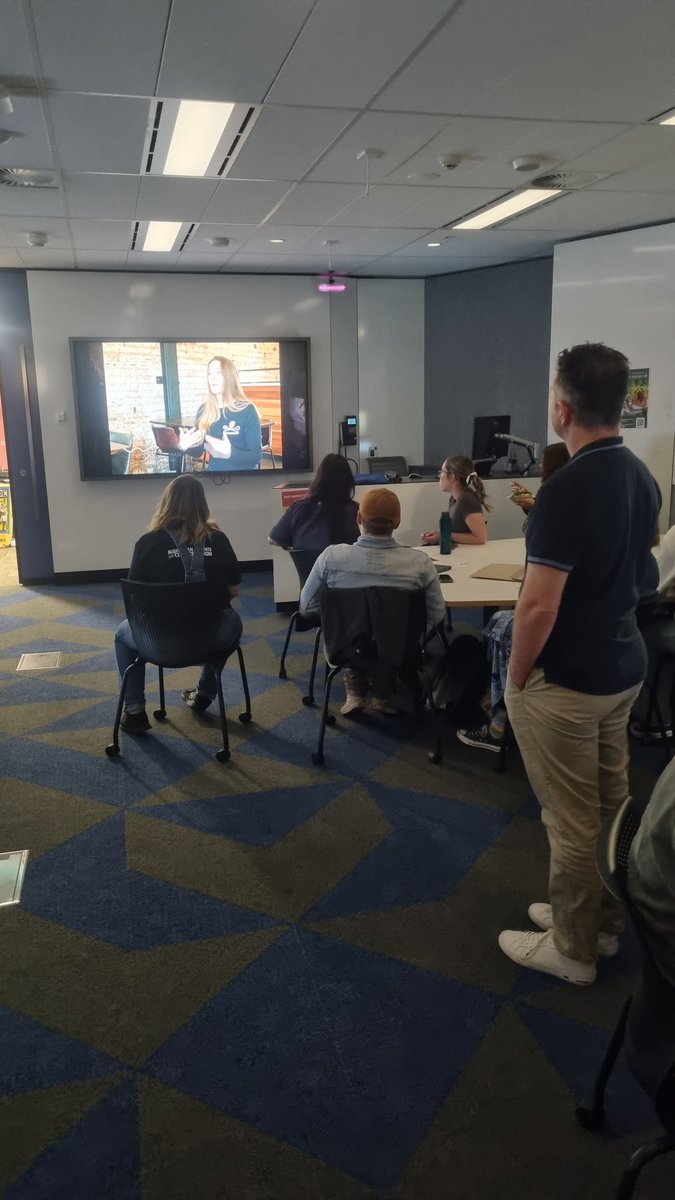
xmin=129 ymin=528 xmax=241 ymax=607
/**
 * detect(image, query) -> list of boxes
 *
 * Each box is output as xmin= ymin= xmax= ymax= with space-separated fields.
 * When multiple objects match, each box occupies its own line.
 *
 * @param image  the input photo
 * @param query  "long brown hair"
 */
xmin=200 ymin=356 xmax=251 ymax=430
xmin=541 ymin=441 xmax=570 ymax=481
xmin=148 ymin=475 xmax=220 ymax=544
xmin=310 ymin=453 xmax=355 ymax=503
xmin=443 ymin=454 xmax=491 ymax=512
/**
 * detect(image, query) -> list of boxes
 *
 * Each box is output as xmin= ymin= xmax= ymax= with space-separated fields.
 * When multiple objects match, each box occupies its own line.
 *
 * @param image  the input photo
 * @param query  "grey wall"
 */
xmin=424 ymin=257 xmax=553 ymax=465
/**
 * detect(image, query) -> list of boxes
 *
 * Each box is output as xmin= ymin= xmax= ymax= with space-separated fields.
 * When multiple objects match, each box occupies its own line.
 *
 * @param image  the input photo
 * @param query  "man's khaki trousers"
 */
xmin=505 ymin=667 xmax=641 ymax=963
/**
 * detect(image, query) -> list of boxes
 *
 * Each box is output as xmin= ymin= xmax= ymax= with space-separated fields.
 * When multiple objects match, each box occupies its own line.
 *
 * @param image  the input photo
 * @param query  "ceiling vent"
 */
xmin=143 ymin=100 xmax=260 ymax=178
xmin=0 ymin=167 xmax=56 ymax=188
xmin=531 ymin=170 xmax=610 ymax=189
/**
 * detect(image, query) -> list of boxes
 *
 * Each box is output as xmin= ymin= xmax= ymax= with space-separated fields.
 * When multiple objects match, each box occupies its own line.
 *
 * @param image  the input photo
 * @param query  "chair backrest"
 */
xmin=596 ymin=795 xmax=643 ymax=903
xmin=367 ymin=455 xmax=407 ymax=477
xmin=121 ymin=578 xmax=231 ymax=668
xmin=260 ymin=420 xmax=274 ymax=450
xmin=319 ymin=586 xmax=426 ymax=671
xmin=289 ymin=548 xmax=319 ymax=588
xmin=151 ymin=423 xmax=182 ymax=453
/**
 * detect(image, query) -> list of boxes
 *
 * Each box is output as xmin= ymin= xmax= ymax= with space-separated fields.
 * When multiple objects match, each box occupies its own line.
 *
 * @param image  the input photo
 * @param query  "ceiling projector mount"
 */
xmin=318 ymin=239 xmax=346 ymax=293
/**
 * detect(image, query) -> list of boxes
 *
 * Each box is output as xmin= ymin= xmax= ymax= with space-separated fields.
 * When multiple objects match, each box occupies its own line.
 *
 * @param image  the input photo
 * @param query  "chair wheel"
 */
xmin=326 ymin=714 xmax=336 ymax=726
xmin=301 ymin=695 xmax=315 ymax=707
xmin=238 ymin=712 xmax=252 ymax=723
xmin=279 ymin=668 xmax=287 ymax=679
xmin=575 ymin=1106 xmax=604 ymax=1133
xmin=311 ymin=752 xmax=325 ymax=766
xmin=216 ymin=749 xmax=231 ymax=763
xmin=428 ymin=750 xmax=441 ymax=764
xmin=153 ymin=709 xmax=167 ymax=721
xmin=105 ymin=744 xmax=120 ymax=757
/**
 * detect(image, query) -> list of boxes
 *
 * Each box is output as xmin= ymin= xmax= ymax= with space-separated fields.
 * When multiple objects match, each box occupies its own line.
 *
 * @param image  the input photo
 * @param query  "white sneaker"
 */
xmin=498 ymin=929 xmax=596 ymax=986
xmin=369 ymin=696 xmax=398 ymax=715
xmin=528 ymin=903 xmax=620 ymax=958
xmin=340 ymin=694 xmax=366 ymax=716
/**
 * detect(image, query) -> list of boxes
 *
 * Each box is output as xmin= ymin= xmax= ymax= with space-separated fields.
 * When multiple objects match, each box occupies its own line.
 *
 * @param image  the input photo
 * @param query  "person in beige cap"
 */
xmin=300 ymin=487 xmax=445 ymax=714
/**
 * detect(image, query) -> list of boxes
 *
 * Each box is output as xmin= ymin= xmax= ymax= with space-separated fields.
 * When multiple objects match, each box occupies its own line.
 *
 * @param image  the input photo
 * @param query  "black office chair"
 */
xmin=105 ymin=579 xmax=251 ymax=764
xmin=311 ymin=586 xmax=443 ymax=766
xmin=575 ymin=795 xmax=675 ymax=1199
xmin=278 ymin=550 xmax=322 ymax=706
xmin=367 ymin=455 xmax=407 ymax=478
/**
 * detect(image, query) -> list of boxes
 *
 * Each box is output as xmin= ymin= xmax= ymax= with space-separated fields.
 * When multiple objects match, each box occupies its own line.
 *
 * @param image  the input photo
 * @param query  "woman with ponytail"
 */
xmin=421 ymin=454 xmax=490 ymax=546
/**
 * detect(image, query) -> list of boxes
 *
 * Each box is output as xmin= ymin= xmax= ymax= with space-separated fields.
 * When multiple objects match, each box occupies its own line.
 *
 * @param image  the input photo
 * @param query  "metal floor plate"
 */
xmin=16 ymin=651 xmax=62 ymax=671
xmin=0 ymin=850 xmax=29 ymax=907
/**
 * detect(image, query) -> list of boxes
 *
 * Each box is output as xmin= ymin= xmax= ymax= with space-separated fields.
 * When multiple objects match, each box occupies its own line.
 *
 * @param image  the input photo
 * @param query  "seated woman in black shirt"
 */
xmin=114 ymin=475 xmax=242 ymax=733
xmin=268 ymin=453 xmax=359 ymax=554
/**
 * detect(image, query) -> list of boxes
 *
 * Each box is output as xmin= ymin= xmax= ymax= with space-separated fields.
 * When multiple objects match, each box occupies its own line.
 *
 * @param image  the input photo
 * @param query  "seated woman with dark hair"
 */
xmin=268 ymin=453 xmax=359 ymax=553
xmin=114 ymin=475 xmax=242 ymax=733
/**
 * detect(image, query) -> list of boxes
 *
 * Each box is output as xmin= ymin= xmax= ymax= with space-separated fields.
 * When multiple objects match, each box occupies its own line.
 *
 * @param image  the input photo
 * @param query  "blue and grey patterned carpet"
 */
xmin=0 ymin=568 xmax=668 ymax=1199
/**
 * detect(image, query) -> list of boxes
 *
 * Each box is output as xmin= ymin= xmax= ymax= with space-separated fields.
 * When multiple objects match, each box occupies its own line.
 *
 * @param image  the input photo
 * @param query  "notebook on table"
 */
xmin=470 ymin=563 xmax=525 ymax=582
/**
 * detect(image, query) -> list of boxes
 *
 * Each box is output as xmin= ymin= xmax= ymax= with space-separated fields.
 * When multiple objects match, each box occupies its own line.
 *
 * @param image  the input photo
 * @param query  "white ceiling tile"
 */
xmin=76 ymin=251 xmax=130 ymax=268
xmin=125 ymin=250 xmax=180 ymax=269
xmin=0 ymin=185 xmax=65 ymax=218
xmin=268 ymin=0 xmax=451 ymax=108
xmin=394 ymin=229 xmax=557 ymax=257
xmin=307 ymin=111 xmax=450 ymax=183
xmin=560 ymin=127 xmax=675 ymax=186
xmin=157 ymin=0 xmax=315 ymax=103
xmin=0 ymin=97 xmax=54 ymax=170
xmin=0 ymin=248 xmax=24 ymax=267
xmin=0 ymin=0 xmax=36 ymax=76
xmin=374 ymin=0 xmax=675 ymax=123
xmin=280 ymin=254 xmax=378 ymax=271
xmin=48 ymin=94 xmax=149 ymax=174
xmin=506 ymin=189 xmax=675 ymax=233
xmin=171 ymin=255 xmax=232 ymax=271
xmin=135 ymin=177 xmax=219 ymax=222
xmin=230 ymin=106 xmax=357 ymax=182
xmin=201 ymin=180 xmax=292 ymax=224
xmin=350 ymin=257 xmax=440 ymax=276
xmin=0 ymin=215 xmax=69 ymax=247
xmin=271 ymin=182 xmax=363 ymax=225
xmin=325 ymin=184 xmax=430 ymax=227
xmin=17 ymin=247 xmax=76 ymax=267
xmin=32 ymin=0 xmax=171 ymax=95
xmin=298 ymin=226 xmax=422 ymax=254
xmin=390 ymin=186 xmax=509 ymax=228
xmin=61 ymin=173 xmax=142 ymax=219
xmin=234 ymin=225 xmax=319 ymax=252
xmin=70 ymin=219 xmax=134 ymax=250
xmin=220 ymin=254 xmax=278 ymax=273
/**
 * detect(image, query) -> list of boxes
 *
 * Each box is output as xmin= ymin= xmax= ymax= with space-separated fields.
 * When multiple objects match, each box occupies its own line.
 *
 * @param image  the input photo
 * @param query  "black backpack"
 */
xmin=166 ymin=527 xmax=206 ymax=582
xmin=424 ymin=628 xmax=488 ymax=728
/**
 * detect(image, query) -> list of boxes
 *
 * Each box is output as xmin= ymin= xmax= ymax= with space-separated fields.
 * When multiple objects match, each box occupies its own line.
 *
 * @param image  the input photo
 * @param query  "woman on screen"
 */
xmin=180 ymin=356 xmax=263 ymax=471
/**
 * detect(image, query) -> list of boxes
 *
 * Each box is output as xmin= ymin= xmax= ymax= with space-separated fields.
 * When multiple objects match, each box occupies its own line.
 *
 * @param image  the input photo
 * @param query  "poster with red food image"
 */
xmin=621 ymin=368 xmax=649 ymax=429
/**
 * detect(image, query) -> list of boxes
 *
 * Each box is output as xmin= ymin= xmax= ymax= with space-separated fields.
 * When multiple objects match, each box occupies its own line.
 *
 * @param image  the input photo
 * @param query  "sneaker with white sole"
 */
xmin=528 ymin=902 xmax=620 ymax=958
xmin=456 ymin=724 xmax=502 ymax=753
xmin=498 ymin=928 xmax=596 ymax=986
xmin=340 ymin=694 xmax=366 ymax=717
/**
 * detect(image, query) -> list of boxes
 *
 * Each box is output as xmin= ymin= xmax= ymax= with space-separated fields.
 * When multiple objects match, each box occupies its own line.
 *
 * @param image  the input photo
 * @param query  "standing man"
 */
xmin=501 ymin=343 xmax=660 ymax=986
xmin=300 ymin=488 xmax=446 ymax=714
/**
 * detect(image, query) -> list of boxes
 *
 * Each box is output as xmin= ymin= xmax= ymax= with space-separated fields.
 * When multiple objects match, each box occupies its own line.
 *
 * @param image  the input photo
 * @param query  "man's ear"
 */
xmin=357 ymin=511 xmax=363 ymax=526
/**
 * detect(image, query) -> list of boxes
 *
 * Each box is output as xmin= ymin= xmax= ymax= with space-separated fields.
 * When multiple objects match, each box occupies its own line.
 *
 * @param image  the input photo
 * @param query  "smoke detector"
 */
xmin=438 ymin=154 xmax=463 ymax=171
xmin=26 ymin=231 xmax=48 ymax=246
xmin=512 ymin=156 xmax=543 ymax=173
xmin=207 ymin=236 xmax=230 ymax=247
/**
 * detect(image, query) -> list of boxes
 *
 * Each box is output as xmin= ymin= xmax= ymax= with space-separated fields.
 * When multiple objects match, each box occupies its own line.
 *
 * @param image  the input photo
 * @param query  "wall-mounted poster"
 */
xmin=622 ymin=368 xmax=649 ymax=429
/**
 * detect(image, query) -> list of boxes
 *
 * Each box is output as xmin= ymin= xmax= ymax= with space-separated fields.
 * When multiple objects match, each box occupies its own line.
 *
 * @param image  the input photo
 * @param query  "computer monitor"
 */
xmin=472 ymin=415 xmax=511 ymax=462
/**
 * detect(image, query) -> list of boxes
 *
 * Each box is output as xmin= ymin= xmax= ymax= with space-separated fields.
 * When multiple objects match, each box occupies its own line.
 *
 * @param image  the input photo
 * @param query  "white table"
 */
xmin=418 ymin=537 xmax=526 ymax=611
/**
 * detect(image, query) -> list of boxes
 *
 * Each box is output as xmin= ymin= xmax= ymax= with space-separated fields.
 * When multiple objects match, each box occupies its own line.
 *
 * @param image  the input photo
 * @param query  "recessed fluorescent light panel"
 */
xmin=144 ymin=99 xmax=261 ymax=178
xmin=453 ymin=188 xmax=561 ymax=230
xmin=142 ymin=221 xmax=182 ymax=252
xmin=653 ymin=106 xmax=675 ymax=125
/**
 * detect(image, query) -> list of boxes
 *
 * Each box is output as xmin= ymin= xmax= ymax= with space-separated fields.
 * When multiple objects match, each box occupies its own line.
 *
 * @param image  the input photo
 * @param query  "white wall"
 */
xmin=551 ymin=225 xmax=675 ymax=527
xmin=357 ymin=279 xmax=424 ymax=468
xmin=27 ymin=271 xmax=425 ymax=572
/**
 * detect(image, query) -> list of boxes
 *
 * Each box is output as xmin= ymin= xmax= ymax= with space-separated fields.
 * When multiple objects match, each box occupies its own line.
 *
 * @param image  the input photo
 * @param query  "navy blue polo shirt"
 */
xmin=525 ymin=437 xmax=660 ymax=694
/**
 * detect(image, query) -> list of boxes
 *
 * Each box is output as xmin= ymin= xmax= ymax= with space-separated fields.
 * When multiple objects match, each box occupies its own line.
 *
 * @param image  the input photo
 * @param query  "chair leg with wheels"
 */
xmin=302 ymin=627 xmax=322 ymax=707
xmin=279 ymin=612 xmax=298 ymax=679
xmin=576 ymin=997 xmax=632 ymax=1134
xmin=312 ymin=665 xmax=340 ymax=765
xmin=153 ymin=665 xmax=167 ymax=720
xmin=236 ymin=645 xmax=252 ymax=723
xmin=617 ymin=1134 xmax=675 ymax=1200
xmin=214 ymin=671 xmax=231 ymax=763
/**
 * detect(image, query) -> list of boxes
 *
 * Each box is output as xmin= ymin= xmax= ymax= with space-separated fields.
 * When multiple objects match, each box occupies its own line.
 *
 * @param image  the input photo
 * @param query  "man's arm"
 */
xmin=508 ymin=563 xmax=569 ymax=689
xmin=299 ymin=551 xmax=328 ymax=616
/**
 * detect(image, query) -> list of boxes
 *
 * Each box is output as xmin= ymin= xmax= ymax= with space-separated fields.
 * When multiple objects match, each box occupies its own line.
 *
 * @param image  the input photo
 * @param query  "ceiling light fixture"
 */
xmin=318 ymin=239 xmax=347 ymax=293
xmin=163 ymin=100 xmax=235 ymax=176
xmin=652 ymin=105 xmax=675 ymax=125
xmin=427 ymin=241 xmax=441 ymax=247
xmin=0 ymin=84 xmax=13 ymax=116
xmin=453 ymin=187 xmax=561 ymax=230
xmin=142 ymin=221 xmax=182 ymax=252
xmin=269 ymin=238 xmax=285 ymax=244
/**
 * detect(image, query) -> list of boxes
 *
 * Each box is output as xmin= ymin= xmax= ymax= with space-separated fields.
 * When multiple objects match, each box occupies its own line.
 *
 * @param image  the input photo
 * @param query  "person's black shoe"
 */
xmin=182 ymin=688 xmax=213 ymax=715
xmin=120 ymin=709 xmax=151 ymax=734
